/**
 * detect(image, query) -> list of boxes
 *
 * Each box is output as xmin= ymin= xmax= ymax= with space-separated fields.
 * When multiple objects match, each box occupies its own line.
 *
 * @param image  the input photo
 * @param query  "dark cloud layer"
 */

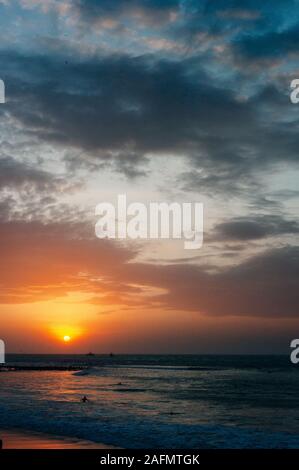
xmin=120 ymin=246 xmax=299 ymax=317
xmin=2 ymin=47 xmax=298 ymax=191
xmin=234 ymin=24 xmax=299 ymax=62
xmin=0 ymin=154 xmax=63 ymax=191
xmin=0 ymin=0 xmax=298 ymax=192
xmin=73 ymin=0 xmax=178 ymax=24
xmin=6 ymin=53 xmax=250 ymax=153
xmin=212 ymin=215 xmax=299 ymax=241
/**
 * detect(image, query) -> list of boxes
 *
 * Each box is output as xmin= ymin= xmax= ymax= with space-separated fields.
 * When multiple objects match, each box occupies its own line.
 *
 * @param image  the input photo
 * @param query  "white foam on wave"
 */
xmin=0 ymin=399 xmax=299 ymax=449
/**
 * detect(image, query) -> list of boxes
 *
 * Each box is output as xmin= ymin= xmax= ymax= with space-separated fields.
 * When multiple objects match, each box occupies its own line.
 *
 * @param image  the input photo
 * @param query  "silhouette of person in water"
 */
xmin=81 ymin=395 xmax=89 ymax=403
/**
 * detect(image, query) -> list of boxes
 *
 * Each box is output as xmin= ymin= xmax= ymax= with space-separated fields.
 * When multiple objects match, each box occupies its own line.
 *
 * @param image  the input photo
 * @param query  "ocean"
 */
xmin=0 ymin=354 xmax=299 ymax=448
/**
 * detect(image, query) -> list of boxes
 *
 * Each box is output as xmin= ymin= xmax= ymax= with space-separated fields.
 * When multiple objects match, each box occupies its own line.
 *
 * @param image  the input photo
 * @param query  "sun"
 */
xmin=50 ymin=325 xmax=83 ymax=344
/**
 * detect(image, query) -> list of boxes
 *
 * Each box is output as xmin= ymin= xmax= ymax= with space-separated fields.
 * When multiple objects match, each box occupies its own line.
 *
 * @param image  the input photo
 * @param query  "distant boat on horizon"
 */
xmin=86 ymin=352 xmax=95 ymax=356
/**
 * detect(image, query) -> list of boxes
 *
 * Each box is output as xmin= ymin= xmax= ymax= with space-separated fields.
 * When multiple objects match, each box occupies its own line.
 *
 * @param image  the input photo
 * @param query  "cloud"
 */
xmin=233 ymin=24 xmax=299 ymax=62
xmin=1 ymin=0 xmax=298 ymax=194
xmin=72 ymin=0 xmax=179 ymax=26
xmin=0 ymin=50 xmax=279 ymax=187
xmin=212 ymin=215 xmax=299 ymax=241
xmin=1 ymin=38 xmax=297 ymax=194
xmin=0 ymin=213 xmax=298 ymax=319
xmin=217 ymin=8 xmax=261 ymax=20
xmin=119 ymin=246 xmax=299 ymax=317
xmin=0 ymin=154 xmax=65 ymax=191
xmin=18 ymin=0 xmax=179 ymax=32
xmin=0 ymin=219 xmax=136 ymax=303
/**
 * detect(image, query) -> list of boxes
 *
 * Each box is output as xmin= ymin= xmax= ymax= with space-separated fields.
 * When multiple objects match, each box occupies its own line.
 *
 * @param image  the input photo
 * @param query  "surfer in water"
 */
xmin=81 ymin=395 xmax=89 ymax=403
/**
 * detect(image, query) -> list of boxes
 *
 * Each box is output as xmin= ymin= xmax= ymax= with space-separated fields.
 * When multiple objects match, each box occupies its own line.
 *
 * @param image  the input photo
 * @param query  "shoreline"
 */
xmin=0 ymin=429 xmax=118 ymax=449
xmin=0 ymin=366 xmax=86 ymax=372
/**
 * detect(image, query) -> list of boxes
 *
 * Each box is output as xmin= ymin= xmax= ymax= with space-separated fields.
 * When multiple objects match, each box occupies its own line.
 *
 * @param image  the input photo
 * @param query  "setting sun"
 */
xmin=49 ymin=325 xmax=83 ymax=345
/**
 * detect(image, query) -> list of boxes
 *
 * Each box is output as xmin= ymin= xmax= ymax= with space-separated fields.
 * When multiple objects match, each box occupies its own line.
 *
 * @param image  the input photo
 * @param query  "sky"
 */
xmin=0 ymin=0 xmax=298 ymax=354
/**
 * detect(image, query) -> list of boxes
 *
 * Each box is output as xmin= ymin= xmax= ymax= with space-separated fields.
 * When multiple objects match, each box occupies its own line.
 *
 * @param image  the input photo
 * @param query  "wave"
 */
xmin=1 ymin=401 xmax=299 ymax=449
xmin=72 ymin=369 xmax=92 ymax=376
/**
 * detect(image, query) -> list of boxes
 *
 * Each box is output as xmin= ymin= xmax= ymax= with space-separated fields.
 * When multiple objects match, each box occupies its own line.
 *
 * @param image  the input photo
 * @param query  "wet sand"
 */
xmin=0 ymin=429 xmax=116 ymax=449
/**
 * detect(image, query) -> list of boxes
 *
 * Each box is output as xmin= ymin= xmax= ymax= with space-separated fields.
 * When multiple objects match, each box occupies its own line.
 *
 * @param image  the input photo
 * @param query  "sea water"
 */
xmin=0 ymin=354 xmax=299 ymax=448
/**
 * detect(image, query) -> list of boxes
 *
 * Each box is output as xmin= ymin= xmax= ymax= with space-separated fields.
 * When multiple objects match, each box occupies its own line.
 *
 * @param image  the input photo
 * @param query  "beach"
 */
xmin=0 ymin=429 xmax=115 ymax=449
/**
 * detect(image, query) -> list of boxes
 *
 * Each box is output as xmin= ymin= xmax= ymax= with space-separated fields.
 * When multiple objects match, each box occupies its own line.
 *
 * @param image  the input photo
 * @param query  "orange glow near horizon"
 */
xmin=50 ymin=325 xmax=84 ymax=344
